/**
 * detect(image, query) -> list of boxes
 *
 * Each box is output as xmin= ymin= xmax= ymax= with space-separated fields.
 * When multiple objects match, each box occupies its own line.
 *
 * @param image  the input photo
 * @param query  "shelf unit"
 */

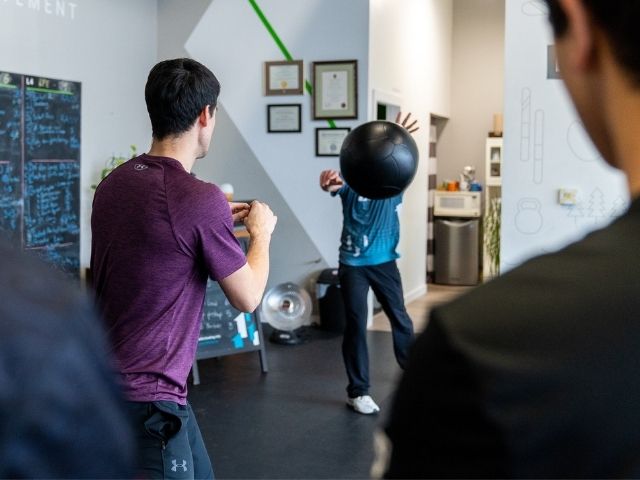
xmin=485 ymin=137 xmax=503 ymax=186
xmin=483 ymin=137 xmax=502 ymax=281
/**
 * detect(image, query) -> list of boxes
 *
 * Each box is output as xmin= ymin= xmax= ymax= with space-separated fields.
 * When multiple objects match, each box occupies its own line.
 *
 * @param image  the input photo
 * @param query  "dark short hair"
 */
xmin=545 ymin=0 xmax=640 ymax=84
xmin=145 ymin=58 xmax=221 ymax=140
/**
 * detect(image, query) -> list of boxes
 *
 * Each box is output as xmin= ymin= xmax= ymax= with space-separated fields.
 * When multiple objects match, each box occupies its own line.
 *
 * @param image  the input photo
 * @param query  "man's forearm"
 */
xmin=244 ymin=233 xmax=272 ymax=308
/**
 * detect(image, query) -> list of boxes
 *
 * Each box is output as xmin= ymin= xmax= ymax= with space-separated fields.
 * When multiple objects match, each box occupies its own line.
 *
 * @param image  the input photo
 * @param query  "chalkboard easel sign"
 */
xmin=191 ymin=234 xmax=268 ymax=385
xmin=0 ymin=70 xmax=81 ymax=276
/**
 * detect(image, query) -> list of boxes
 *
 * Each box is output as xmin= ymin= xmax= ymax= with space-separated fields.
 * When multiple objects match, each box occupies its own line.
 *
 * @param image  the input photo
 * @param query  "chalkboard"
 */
xmin=192 ymin=234 xmax=268 ymax=384
xmin=0 ymin=71 xmax=81 ymax=276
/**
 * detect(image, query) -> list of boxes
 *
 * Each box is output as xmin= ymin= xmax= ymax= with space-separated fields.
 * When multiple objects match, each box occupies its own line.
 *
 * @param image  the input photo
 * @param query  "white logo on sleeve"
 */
xmin=171 ymin=459 xmax=188 ymax=472
xmin=134 ymin=164 xmax=148 ymax=171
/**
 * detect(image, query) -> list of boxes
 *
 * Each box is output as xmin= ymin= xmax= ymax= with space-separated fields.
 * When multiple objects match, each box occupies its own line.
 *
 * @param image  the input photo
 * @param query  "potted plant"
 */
xmin=484 ymin=197 xmax=501 ymax=277
xmin=91 ymin=145 xmax=137 ymax=190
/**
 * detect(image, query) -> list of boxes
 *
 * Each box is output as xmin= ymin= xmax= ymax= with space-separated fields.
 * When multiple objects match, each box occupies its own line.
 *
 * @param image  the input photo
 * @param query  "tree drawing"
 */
xmin=567 ymin=203 xmax=584 ymax=225
xmin=609 ymin=197 xmax=626 ymax=218
xmin=587 ymin=188 xmax=606 ymax=223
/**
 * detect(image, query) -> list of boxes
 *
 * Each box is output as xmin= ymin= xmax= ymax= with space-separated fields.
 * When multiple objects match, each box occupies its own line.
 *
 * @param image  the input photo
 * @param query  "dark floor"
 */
xmin=188 ymin=327 xmax=403 ymax=479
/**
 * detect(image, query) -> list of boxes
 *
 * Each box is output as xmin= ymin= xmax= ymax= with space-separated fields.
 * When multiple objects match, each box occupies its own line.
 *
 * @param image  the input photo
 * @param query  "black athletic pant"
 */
xmin=127 ymin=401 xmax=214 ymax=479
xmin=339 ymin=261 xmax=415 ymax=398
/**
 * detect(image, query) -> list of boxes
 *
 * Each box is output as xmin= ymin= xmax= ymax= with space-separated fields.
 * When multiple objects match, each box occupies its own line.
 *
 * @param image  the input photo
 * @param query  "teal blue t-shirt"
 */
xmin=334 ymin=183 xmax=402 ymax=266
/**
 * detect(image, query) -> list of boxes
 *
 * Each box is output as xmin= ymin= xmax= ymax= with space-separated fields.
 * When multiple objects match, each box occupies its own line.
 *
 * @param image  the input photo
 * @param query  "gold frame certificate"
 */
xmin=265 ymin=60 xmax=303 ymax=95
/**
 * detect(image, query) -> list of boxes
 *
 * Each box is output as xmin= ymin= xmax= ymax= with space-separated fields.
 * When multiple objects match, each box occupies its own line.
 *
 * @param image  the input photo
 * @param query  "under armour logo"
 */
xmin=171 ymin=459 xmax=188 ymax=472
xmin=134 ymin=164 xmax=148 ymax=171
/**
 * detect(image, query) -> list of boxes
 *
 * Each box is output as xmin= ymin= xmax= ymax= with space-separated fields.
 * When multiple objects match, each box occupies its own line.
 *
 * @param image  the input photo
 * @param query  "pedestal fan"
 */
xmin=260 ymin=282 xmax=312 ymax=345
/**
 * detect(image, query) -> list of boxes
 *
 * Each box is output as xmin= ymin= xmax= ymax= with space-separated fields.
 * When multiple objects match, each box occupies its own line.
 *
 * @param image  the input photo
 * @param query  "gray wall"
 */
xmin=0 ymin=0 xmax=158 ymax=269
xmin=159 ymin=0 xmax=455 ymax=300
xmin=438 ymin=0 xmax=505 ymax=188
xmin=181 ymin=0 xmax=371 ymax=294
xmin=157 ymin=0 xmax=212 ymax=59
xmin=192 ymin=106 xmax=328 ymax=295
xmin=156 ymin=0 xmax=334 ymax=294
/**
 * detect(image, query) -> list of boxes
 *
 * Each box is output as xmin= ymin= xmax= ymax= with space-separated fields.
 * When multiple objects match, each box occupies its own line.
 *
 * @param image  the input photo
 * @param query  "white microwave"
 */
xmin=433 ymin=191 xmax=482 ymax=218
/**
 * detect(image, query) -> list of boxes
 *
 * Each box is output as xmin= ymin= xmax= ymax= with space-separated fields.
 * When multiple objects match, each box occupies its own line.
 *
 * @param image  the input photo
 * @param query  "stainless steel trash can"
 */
xmin=434 ymin=218 xmax=480 ymax=285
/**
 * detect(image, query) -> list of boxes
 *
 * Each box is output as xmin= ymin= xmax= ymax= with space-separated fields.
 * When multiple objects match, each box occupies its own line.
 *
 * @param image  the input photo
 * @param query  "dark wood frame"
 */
xmin=315 ymin=127 xmax=351 ymax=157
xmin=312 ymin=60 xmax=358 ymax=120
xmin=265 ymin=60 xmax=304 ymax=95
xmin=267 ymin=104 xmax=302 ymax=133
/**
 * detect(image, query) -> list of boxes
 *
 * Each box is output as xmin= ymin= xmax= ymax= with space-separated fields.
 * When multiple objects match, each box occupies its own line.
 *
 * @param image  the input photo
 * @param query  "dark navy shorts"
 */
xmin=127 ymin=401 xmax=214 ymax=479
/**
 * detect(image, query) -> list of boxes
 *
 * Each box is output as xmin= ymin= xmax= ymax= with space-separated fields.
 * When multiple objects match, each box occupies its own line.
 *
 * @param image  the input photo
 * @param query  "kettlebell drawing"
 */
xmin=515 ymin=198 xmax=543 ymax=235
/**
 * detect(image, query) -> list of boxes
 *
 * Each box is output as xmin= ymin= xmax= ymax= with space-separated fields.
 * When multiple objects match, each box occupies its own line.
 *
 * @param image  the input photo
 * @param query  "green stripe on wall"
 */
xmin=247 ymin=0 xmax=336 ymax=129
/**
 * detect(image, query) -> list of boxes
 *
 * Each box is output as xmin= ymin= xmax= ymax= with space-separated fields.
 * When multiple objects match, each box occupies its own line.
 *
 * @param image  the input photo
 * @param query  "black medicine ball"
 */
xmin=339 ymin=121 xmax=419 ymax=200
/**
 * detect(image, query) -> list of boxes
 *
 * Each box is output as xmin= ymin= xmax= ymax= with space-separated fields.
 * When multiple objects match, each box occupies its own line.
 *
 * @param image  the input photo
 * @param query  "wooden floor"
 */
xmin=370 ymin=283 xmax=474 ymax=333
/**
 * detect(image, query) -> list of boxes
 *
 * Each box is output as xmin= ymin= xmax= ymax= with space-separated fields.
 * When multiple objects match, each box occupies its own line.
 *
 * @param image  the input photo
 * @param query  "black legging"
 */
xmin=338 ymin=261 xmax=415 ymax=398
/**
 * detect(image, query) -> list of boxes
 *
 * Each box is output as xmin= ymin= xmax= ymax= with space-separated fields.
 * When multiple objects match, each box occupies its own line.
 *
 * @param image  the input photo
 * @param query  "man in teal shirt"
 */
xmin=320 ymin=158 xmax=415 ymax=414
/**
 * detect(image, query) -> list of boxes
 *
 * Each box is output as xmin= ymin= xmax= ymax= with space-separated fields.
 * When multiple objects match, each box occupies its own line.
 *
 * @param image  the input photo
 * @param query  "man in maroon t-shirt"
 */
xmin=91 ymin=58 xmax=277 ymax=479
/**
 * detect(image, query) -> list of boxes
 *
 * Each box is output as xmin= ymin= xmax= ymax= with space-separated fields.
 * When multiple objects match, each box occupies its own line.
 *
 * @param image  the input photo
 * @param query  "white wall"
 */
xmin=369 ymin=0 xmax=453 ymax=299
xmin=438 ymin=0 xmax=505 ymax=187
xmin=0 ymin=0 xmax=158 ymax=270
xmin=502 ymin=0 xmax=628 ymax=270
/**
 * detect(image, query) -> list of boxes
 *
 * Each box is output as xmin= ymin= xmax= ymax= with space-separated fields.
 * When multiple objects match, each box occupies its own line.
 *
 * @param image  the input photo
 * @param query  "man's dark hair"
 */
xmin=545 ymin=0 xmax=640 ymax=84
xmin=145 ymin=58 xmax=221 ymax=140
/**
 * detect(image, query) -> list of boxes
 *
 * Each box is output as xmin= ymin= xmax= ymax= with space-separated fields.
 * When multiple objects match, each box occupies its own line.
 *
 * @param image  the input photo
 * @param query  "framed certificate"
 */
xmin=312 ymin=60 xmax=358 ymax=120
xmin=265 ymin=60 xmax=303 ymax=95
xmin=267 ymin=104 xmax=302 ymax=133
xmin=315 ymin=127 xmax=350 ymax=156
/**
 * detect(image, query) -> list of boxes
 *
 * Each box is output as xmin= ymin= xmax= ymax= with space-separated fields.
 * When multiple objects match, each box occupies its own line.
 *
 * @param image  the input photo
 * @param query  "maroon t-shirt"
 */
xmin=90 ymin=154 xmax=246 ymax=404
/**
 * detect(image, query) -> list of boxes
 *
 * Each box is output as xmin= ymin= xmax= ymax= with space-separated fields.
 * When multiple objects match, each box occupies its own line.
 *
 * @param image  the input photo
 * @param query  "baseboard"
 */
xmin=404 ymin=284 xmax=427 ymax=304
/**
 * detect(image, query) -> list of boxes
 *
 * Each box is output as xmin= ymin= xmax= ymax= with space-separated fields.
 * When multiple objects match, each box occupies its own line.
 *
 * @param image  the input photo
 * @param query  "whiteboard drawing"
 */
xmin=586 ymin=188 xmax=606 ymax=223
xmin=521 ymin=88 xmax=531 ymax=162
xmin=609 ymin=197 xmax=626 ymax=218
xmin=515 ymin=198 xmax=544 ymax=235
xmin=533 ymin=109 xmax=545 ymax=184
xmin=567 ymin=203 xmax=585 ymax=225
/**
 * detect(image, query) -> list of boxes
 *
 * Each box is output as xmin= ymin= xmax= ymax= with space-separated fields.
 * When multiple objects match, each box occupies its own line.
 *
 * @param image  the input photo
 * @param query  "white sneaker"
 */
xmin=347 ymin=395 xmax=380 ymax=414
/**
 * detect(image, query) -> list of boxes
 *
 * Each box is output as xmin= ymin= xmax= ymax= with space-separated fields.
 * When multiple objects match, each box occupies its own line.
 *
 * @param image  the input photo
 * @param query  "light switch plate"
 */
xmin=558 ymin=188 xmax=578 ymax=206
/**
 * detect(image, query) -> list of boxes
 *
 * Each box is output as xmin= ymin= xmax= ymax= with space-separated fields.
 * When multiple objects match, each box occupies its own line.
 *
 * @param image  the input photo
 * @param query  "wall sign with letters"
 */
xmin=1 ymin=0 xmax=79 ymax=21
